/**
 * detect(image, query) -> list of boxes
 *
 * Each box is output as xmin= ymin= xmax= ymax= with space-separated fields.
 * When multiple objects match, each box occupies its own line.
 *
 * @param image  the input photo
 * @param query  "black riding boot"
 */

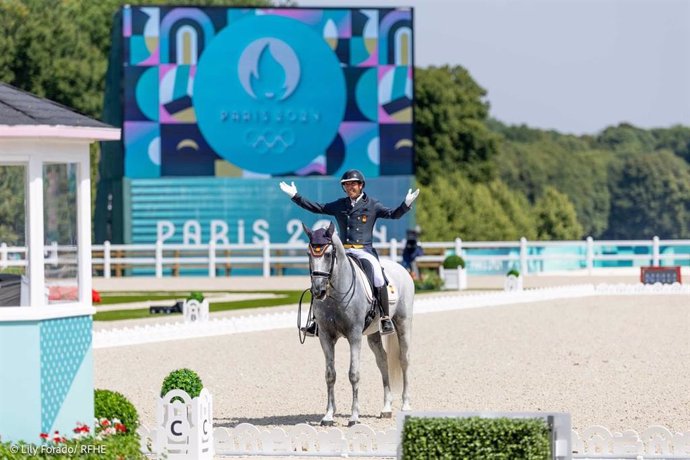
xmin=378 ymin=286 xmax=394 ymax=335
xmin=301 ymin=316 xmax=318 ymax=337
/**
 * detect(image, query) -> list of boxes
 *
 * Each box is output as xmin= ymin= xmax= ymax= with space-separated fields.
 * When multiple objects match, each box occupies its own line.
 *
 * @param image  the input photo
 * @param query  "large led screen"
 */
xmin=122 ymin=6 xmax=414 ymax=179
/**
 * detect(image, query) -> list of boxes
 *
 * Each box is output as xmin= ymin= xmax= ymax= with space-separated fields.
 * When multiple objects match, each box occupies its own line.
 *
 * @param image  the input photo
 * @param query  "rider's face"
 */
xmin=343 ymin=181 xmax=363 ymax=199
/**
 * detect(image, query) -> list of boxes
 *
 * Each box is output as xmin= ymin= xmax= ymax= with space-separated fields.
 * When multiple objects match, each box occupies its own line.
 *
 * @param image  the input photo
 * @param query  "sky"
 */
xmin=293 ymin=0 xmax=690 ymax=135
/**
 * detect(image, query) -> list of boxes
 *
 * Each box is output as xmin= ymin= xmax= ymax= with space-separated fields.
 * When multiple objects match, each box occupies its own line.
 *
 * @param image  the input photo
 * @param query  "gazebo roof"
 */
xmin=0 ymin=82 xmax=119 ymax=139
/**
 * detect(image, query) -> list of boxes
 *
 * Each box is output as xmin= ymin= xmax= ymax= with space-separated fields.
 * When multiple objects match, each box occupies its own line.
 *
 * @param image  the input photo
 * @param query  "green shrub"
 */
xmin=443 ymin=254 xmax=465 ymax=269
xmin=414 ymin=271 xmax=443 ymax=291
xmin=507 ymin=268 xmax=520 ymax=277
xmin=402 ymin=416 xmax=551 ymax=459
xmin=94 ymin=389 xmax=139 ymax=433
xmin=187 ymin=291 xmax=205 ymax=302
xmin=161 ymin=368 xmax=204 ymax=400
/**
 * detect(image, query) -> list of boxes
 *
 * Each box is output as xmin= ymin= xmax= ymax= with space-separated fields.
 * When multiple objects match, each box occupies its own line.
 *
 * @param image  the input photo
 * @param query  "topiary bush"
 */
xmin=443 ymin=254 xmax=465 ymax=269
xmin=187 ymin=291 xmax=205 ymax=302
xmin=94 ymin=388 xmax=139 ymax=433
xmin=507 ymin=268 xmax=520 ymax=277
xmin=161 ymin=368 xmax=204 ymax=400
xmin=402 ymin=416 xmax=551 ymax=459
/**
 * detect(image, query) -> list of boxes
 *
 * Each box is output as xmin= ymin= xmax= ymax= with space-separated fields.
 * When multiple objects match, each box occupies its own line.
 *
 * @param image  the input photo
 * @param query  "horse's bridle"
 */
xmin=307 ymin=241 xmax=357 ymax=304
xmin=308 ymin=242 xmax=335 ymax=281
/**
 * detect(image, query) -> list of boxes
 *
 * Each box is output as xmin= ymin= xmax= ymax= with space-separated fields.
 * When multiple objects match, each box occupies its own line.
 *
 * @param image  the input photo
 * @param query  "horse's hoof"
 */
xmin=380 ymin=411 xmax=393 ymax=419
xmin=320 ymin=420 xmax=334 ymax=427
xmin=347 ymin=420 xmax=360 ymax=427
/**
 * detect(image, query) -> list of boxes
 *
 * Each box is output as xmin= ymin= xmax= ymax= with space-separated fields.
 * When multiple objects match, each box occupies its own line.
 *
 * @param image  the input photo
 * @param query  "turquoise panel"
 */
xmin=50 ymin=348 xmax=94 ymax=436
xmin=40 ymin=316 xmax=92 ymax=434
xmin=125 ymin=176 xmax=415 ymax=245
xmin=0 ymin=322 xmax=41 ymax=442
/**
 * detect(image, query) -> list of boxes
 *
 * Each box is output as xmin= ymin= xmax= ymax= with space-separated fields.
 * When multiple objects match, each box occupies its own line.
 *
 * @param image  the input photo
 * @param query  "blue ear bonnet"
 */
xmin=310 ymin=228 xmax=332 ymax=246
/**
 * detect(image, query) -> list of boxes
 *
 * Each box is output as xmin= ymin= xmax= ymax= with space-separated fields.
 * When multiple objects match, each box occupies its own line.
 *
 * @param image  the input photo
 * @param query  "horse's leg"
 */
xmin=367 ymin=333 xmax=393 ymax=418
xmin=347 ymin=334 xmax=363 ymax=427
xmin=394 ymin=316 xmax=412 ymax=411
xmin=319 ymin=334 xmax=337 ymax=426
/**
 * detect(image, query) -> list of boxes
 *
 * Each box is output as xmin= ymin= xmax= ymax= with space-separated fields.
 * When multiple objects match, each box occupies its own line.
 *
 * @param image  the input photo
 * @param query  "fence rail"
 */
xmin=2 ymin=236 xmax=690 ymax=278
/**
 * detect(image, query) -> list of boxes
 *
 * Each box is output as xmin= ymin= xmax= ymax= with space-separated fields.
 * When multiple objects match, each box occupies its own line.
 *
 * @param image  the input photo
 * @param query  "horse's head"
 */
xmin=303 ymin=222 xmax=336 ymax=300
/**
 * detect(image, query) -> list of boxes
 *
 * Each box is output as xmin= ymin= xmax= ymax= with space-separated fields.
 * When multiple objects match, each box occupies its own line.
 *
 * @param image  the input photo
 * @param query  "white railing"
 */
xmin=2 ymin=237 xmax=690 ymax=278
xmin=136 ymin=422 xmax=690 ymax=458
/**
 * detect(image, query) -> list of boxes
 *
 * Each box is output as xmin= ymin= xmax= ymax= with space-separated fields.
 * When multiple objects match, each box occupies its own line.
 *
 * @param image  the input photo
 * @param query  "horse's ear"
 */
xmin=326 ymin=222 xmax=335 ymax=238
xmin=302 ymin=222 xmax=312 ymax=240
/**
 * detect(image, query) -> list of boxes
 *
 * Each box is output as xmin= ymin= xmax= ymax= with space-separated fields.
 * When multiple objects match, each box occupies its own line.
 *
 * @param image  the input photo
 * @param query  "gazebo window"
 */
xmin=43 ymin=162 xmax=79 ymax=304
xmin=0 ymin=164 xmax=27 ymax=306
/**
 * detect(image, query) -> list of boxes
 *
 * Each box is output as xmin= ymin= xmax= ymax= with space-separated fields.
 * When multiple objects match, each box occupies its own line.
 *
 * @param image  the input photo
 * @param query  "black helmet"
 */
xmin=340 ymin=169 xmax=366 ymax=187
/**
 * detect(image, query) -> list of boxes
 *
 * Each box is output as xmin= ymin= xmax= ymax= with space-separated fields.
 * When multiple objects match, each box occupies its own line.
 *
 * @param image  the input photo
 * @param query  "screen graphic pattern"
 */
xmin=123 ymin=7 xmax=414 ymax=179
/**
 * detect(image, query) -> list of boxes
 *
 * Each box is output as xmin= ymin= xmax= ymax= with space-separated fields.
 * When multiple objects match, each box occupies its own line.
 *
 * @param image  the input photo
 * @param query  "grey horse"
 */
xmin=302 ymin=222 xmax=413 ymax=426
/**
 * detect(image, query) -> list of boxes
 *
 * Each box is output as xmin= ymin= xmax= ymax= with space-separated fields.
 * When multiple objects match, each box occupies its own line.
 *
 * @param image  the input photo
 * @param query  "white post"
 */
xmin=28 ymin=156 xmax=46 ymax=306
xmin=262 ymin=240 xmax=270 ymax=278
xmin=155 ymin=240 xmax=163 ymax=278
xmin=0 ymin=243 xmax=6 ymax=270
xmin=454 ymin=237 xmax=462 ymax=257
xmin=104 ymin=240 xmax=111 ymax=279
xmin=77 ymin=154 xmax=92 ymax=305
xmin=652 ymin=236 xmax=660 ymax=266
xmin=390 ymin=238 xmax=397 ymax=262
xmin=208 ymin=241 xmax=216 ymax=278
xmin=520 ymin=237 xmax=528 ymax=276
xmin=586 ymin=236 xmax=594 ymax=275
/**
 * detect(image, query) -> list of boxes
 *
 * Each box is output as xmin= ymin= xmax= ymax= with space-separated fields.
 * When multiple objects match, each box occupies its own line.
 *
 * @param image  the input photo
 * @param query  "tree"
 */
xmin=417 ymin=172 xmax=535 ymax=241
xmin=533 ymin=187 xmax=583 ymax=240
xmin=606 ymin=151 xmax=690 ymax=239
xmin=415 ymin=66 xmax=500 ymax=185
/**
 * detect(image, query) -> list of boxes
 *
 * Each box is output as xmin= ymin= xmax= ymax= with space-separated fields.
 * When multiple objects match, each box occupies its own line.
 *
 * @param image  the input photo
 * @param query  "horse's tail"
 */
xmin=384 ymin=332 xmax=403 ymax=394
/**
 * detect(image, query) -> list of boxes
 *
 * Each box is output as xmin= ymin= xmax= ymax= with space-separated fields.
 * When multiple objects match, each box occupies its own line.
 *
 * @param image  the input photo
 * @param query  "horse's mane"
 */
xmin=329 ymin=230 xmax=347 ymax=260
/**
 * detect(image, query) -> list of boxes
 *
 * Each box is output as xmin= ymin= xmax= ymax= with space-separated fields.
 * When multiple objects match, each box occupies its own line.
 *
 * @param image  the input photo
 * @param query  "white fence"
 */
xmin=136 ymin=422 xmax=690 ymax=459
xmin=2 ymin=236 xmax=690 ymax=278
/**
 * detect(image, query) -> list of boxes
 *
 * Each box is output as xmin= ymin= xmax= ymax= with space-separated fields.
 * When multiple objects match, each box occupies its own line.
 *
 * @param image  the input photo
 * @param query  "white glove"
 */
xmin=405 ymin=188 xmax=420 ymax=206
xmin=279 ymin=181 xmax=297 ymax=198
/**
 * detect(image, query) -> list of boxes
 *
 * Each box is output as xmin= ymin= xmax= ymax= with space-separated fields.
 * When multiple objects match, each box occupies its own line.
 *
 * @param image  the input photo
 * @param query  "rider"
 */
xmin=279 ymin=169 xmax=420 ymax=336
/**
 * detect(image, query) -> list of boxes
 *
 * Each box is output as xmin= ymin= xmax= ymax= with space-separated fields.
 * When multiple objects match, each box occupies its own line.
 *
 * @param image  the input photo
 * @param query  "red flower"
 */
xmin=40 ymin=432 xmax=49 ymax=440
xmin=100 ymin=419 xmax=110 ymax=427
xmin=73 ymin=423 xmax=90 ymax=434
xmin=114 ymin=422 xmax=126 ymax=433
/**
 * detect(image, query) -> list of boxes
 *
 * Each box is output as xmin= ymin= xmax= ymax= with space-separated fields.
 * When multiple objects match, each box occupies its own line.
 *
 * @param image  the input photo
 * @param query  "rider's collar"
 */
xmin=350 ymin=193 xmax=365 ymax=207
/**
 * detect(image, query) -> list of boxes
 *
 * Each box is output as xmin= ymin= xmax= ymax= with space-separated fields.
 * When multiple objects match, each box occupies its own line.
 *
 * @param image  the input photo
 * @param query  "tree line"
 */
xmin=2 ymin=0 xmax=689 ymax=243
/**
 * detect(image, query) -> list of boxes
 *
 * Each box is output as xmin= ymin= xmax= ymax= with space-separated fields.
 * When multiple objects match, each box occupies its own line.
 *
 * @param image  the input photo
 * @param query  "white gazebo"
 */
xmin=0 ymin=83 xmax=120 ymax=443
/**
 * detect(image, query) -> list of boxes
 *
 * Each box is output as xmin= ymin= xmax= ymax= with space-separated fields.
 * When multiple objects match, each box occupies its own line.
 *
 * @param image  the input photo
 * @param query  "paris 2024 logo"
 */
xmin=194 ymin=15 xmax=346 ymax=174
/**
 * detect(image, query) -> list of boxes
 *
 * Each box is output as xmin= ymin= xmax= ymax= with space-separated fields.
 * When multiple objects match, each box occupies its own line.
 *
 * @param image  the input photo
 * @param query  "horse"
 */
xmin=302 ymin=222 xmax=414 ymax=427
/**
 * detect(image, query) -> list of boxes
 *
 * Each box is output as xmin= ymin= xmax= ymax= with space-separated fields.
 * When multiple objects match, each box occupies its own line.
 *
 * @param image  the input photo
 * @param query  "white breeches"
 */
xmin=346 ymin=248 xmax=384 ymax=287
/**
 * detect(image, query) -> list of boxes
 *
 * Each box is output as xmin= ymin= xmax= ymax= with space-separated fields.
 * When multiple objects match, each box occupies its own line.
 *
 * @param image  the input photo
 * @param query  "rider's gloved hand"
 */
xmin=279 ymin=181 xmax=298 ymax=198
xmin=405 ymin=188 xmax=420 ymax=206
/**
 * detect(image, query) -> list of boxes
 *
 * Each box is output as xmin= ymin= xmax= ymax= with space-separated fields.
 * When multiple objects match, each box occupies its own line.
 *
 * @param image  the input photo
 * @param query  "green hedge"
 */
xmin=94 ymin=389 xmax=139 ymax=433
xmin=401 ymin=416 xmax=551 ymax=459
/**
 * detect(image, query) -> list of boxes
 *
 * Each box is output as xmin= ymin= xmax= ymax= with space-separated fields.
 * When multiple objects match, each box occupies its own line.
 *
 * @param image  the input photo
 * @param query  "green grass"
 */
xmin=93 ymin=290 xmax=310 ymax=321
xmin=96 ymin=294 xmax=186 ymax=305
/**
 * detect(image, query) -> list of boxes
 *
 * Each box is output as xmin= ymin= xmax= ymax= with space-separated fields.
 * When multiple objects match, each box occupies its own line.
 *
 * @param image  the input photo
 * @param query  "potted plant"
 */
xmin=184 ymin=291 xmax=209 ymax=323
xmin=504 ymin=268 xmax=523 ymax=291
xmin=155 ymin=368 xmax=214 ymax=459
xmin=440 ymin=254 xmax=467 ymax=290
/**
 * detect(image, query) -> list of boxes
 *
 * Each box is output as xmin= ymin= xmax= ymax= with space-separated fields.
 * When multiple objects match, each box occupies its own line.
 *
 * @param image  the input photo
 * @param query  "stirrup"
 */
xmin=379 ymin=316 xmax=394 ymax=336
xmin=301 ymin=321 xmax=318 ymax=337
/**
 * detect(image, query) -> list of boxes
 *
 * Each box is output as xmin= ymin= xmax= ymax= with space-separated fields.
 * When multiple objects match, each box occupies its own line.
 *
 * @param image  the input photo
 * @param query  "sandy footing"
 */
xmin=94 ymin=293 xmax=690 ymax=435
